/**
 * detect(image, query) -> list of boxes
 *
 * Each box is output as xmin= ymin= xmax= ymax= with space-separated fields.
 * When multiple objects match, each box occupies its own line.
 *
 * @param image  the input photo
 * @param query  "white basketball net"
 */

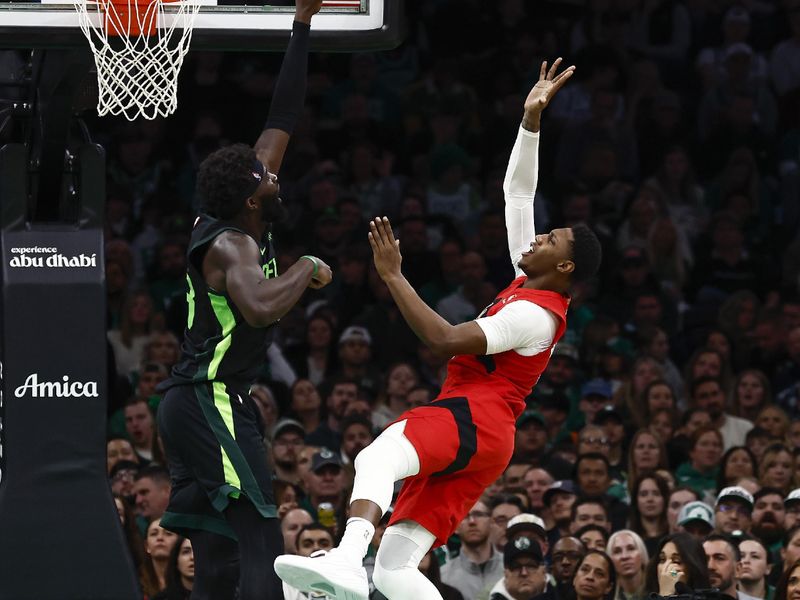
xmin=72 ymin=0 xmax=201 ymax=121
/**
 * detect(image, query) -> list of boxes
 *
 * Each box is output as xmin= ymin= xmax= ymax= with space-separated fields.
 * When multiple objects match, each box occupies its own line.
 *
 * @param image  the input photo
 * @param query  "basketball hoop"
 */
xmin=72 ymin=0 xmax=200 ymax=121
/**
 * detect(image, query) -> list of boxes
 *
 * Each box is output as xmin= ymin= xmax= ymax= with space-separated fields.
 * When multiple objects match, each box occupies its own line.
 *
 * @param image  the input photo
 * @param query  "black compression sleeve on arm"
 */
xmin=263 ymin=20 xmax=310 ymax=135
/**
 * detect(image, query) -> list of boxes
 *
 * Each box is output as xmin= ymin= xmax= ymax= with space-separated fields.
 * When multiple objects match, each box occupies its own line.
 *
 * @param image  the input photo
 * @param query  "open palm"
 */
xmin=524 ymin=57 xmax=575 ymax=114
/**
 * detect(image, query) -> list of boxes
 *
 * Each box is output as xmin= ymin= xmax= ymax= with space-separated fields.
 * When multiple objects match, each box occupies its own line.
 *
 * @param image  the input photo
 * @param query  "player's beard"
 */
xmin=261 ymin=192 xmax=288 ymax=223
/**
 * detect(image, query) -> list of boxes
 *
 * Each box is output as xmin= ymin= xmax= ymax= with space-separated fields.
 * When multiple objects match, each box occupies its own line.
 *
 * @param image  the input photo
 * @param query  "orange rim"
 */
xmin=101 ymin=0 xmax=159 ymax=37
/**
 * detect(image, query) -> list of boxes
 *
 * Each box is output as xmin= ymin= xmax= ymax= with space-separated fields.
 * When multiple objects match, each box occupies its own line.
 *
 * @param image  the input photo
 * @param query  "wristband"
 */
xmin=300 ymin=255 xmax=319 ymax=277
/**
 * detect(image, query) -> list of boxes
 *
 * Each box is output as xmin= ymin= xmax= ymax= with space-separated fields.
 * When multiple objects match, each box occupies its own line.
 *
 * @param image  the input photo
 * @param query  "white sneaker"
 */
xmin=274 ymin=548 xmax=369 ymax=600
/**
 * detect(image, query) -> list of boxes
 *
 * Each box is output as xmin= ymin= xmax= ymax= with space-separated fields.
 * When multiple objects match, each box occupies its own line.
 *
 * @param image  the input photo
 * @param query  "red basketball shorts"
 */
xmin=387 ymin=393 xmax=516 ymax=546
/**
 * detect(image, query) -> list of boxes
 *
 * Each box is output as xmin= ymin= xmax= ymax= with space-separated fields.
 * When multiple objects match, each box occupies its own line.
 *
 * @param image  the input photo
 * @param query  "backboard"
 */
xmin=0 ymin=0 xmax=403 ymax=51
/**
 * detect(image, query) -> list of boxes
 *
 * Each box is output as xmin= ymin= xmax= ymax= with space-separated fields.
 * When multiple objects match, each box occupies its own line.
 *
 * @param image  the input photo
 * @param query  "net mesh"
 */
xmin=72 ymin=0 xmax=200 ymax=121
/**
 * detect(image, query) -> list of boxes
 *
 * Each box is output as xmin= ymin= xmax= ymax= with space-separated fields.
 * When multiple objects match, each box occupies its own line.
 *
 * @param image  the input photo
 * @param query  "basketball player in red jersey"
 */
xmin=275 ymin=58 xmax=602 ymax=600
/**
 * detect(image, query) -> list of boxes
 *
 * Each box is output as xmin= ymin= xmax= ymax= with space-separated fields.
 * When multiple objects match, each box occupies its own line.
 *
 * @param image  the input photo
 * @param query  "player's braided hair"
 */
xmin=197 ymin=143 xmax=259 ymax=220
xmin=570 ymin=224 xmax=602 ymax=283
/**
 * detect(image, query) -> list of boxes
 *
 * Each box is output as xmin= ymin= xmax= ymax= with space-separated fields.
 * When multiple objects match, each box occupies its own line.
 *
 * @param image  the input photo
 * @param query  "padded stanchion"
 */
xmin=0 ymin=143 xmax=139 ymax=600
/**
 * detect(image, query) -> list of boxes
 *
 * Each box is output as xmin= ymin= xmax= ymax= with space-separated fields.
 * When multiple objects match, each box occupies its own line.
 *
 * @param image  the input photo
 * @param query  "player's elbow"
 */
xmin=431 ymin=326 xmax=486 ymax=357
xmin=240 ymin=305 xmax=277 ymax=328
xmin=428 ymin=339 xmax=452 ymax=357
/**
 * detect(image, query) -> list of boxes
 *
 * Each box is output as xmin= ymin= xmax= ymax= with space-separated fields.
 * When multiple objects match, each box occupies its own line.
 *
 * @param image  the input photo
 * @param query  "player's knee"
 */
xmin=372 ymin=558 xmax=401 ymax=595
xmin=375 ymin=558 xmax=434 ymax=599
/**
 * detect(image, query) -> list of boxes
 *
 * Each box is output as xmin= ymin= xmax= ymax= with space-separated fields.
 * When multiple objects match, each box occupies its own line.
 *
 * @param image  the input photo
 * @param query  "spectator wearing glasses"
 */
xmin=441 ymin=499 xmax=504 ymax=600
xmin=578 ymin=425 xmax=611 ymax=458
xmin=714 ymin=486 xmax=754 ymax=535
xmin=577 ymin=426 xmax=627 ymax=501
xmin=111 ymin=460 xmax=141 ymax=502
xmin=270 ymin=418 xmax=307 ymax=486
xmin=490 ymin=535 xmax=548 ymax=600
xmin=550 ymin=536 xmax=587 ymax=593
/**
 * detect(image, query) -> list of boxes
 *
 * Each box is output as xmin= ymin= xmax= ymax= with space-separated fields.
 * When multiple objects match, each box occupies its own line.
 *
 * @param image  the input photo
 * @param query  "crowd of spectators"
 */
xmin=13 ymin=0 xmax=800 ymax=598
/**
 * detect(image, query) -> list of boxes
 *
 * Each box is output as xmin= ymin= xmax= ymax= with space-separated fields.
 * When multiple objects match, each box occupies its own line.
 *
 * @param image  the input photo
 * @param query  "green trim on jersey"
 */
xmin=206 ymin=292 xmax=236 ymax=380
xmin=213 ymin=381 xmax=241 ymax=495
xmin=186 ymin=274 xmax=196 ymax=329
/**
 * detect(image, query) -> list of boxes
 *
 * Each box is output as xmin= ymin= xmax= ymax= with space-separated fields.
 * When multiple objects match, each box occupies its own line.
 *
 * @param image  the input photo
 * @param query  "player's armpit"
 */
xmin=433 ymin=321 xmax=488 ymax=357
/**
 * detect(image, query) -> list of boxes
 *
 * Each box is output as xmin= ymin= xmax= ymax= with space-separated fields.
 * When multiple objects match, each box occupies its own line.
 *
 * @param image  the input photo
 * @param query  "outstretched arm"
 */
xmin=253 ymin=0 xmax=322 ymax=172
xmin=505 ymin=59 xmax=575 ymax=276
xmin=368 ymin=217 xmax=558 ymax=357
xmin=368 ymin=217 xmax=489 ymax=356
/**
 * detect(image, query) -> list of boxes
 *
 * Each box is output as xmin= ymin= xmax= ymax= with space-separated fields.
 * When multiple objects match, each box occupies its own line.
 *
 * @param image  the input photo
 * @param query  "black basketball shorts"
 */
xmin=157 ymin=381 xmax=277 ymax=540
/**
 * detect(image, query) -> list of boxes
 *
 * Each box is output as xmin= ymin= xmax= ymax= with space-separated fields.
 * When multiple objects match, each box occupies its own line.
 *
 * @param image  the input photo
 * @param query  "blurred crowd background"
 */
xmin=5 ymin=0 xmax=800 ymax=598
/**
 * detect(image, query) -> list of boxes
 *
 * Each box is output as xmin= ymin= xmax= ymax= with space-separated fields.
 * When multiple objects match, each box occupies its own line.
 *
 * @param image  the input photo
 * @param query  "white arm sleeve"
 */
xmin=503 ymin=126 xmax=540 ymax=277
xmin=475 ymin=301 xmax=558 ymax=356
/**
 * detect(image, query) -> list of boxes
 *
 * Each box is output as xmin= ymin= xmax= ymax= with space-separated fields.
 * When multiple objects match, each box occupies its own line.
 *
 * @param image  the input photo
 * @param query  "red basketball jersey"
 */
xmin=439 ymin=276 xmax=569 ymax=417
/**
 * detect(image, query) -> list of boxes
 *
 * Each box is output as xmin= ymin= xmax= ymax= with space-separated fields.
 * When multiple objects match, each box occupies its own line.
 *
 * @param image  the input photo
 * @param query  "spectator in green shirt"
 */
xmin=676 ymin=426 xmax=724 ymax=502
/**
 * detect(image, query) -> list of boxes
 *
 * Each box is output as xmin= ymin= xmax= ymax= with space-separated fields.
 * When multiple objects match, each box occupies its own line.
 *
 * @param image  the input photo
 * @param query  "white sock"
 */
xmin=337 ymin=517 xmax=375 ymax=567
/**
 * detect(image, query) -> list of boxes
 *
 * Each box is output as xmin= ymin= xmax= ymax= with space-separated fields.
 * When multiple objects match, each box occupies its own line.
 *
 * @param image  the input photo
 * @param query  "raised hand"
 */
xmin=295 ymin=0 xmax=323 ymax=24
xmin=367 ymin=217 xmax=402 ymax=282
xmin=657 ymin=560 xmax=685 ymax=595
xmin=524 ymin=57 xmax=576 ymax=116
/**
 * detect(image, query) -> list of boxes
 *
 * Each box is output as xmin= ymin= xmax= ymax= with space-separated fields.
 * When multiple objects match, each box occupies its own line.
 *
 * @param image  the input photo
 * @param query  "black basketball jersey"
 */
xmin=164 ymin=214 xmax=279 ymax=389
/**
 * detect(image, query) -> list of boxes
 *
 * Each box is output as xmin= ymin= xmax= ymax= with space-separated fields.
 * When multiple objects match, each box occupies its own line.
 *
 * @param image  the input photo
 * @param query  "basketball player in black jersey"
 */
xmin=156 ymin=2 xmax=327 ymax=599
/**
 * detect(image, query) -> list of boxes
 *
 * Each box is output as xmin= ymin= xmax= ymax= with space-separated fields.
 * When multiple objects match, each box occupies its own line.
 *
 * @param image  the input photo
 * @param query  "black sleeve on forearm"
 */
xmin=264 ymin=20 xmax=310 ymax=134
